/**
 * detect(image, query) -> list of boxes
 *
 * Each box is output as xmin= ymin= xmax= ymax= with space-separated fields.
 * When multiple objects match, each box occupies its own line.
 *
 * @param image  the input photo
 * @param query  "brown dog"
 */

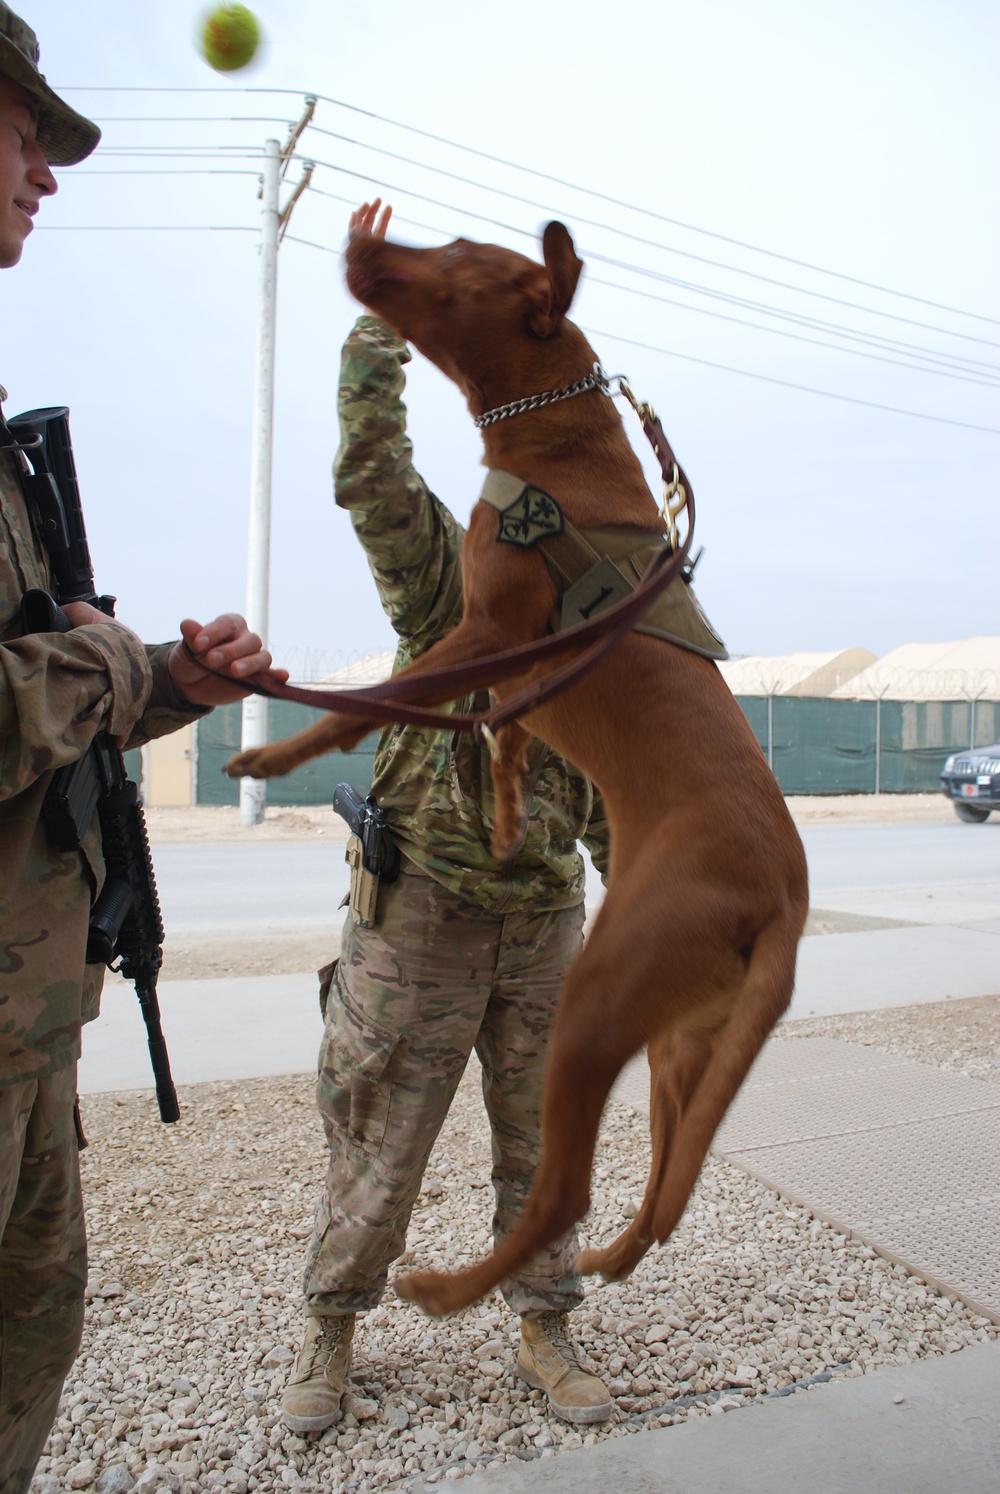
xmin=226 ymin=221 xmax=809 ymax=1317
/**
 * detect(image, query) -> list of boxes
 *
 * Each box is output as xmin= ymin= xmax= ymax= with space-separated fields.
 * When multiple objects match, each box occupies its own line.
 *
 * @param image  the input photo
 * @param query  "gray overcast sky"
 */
xmin=6 ymin=0 xmax=998 ymax=672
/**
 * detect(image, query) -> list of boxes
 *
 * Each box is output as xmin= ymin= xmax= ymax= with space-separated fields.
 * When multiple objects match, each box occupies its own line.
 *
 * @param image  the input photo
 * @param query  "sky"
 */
xmin=6 ymin=0 xmax=998 ymax=676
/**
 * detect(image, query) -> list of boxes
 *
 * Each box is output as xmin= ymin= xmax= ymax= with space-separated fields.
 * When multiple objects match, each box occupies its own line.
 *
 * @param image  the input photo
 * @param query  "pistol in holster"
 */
xmin=332 ymin=782 xmax=400 ymax=928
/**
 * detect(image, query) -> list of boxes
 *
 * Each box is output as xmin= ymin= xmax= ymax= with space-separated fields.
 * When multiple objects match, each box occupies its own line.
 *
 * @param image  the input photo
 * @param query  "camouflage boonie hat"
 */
xmin=0 ymin=3 xmax=99 ymax=165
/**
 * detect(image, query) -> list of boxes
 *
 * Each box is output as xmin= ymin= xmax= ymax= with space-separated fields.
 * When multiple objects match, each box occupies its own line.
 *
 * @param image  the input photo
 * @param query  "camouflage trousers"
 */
xmin=303 ymin=864 xmax=585 ymax=1318
xmin=0 ymin=1065 xmax=86 ymax=1494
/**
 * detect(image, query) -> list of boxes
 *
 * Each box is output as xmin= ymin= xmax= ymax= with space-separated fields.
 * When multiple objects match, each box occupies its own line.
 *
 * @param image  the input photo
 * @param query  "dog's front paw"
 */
xmin=395 ymin=1268 xmax=459 ymax=1318
xmin=574 ymin=1247 xmax=602 ymax=1277
xmin=224 ymin=746 xmax=292 ymax=779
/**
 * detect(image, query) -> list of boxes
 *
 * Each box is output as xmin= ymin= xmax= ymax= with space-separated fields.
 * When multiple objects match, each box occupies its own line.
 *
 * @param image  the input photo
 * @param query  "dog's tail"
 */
xmin=650 ymin=916 xmax=800 ymax=1246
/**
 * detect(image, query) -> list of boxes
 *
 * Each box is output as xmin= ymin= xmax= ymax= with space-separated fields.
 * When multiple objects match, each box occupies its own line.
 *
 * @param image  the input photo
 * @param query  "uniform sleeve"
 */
xmin=333 ymin=315 xmax=465 ymax=656
xmin=0 ymin=620 xmax=152 ymax=800
xmin=581 ymin=785 xmax=612 ymax=885
xmin=121 ymin=642 xmax=212 ymax=750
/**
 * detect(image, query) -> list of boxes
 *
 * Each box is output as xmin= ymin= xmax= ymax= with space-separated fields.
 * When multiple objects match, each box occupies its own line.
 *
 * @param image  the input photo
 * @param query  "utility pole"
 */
xmin=239 ymin=97 xmax=316 ymax=827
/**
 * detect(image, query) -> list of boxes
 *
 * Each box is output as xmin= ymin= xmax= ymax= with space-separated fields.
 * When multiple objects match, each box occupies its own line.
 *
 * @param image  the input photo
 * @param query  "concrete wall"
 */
xmin=144 ymin=723 xmax=194 ymax=806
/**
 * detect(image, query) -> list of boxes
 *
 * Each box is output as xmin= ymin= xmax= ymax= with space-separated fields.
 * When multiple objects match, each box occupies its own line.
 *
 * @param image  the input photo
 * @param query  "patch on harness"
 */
xmin=495 ymin=486 xmax=565 ymax=547
xmin=561 ymin=555 xmax=634 ymax=628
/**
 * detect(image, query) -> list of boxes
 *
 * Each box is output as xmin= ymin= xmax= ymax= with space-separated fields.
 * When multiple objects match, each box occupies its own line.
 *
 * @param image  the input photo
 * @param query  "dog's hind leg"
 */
xmin=576 ymin=1023 xmax=715 ymax=1283
xmin=647 ymin=918 xmax=800 ymax=1249
xmin=394 ymin=1040 xmax=615 ymax=1316
xmin=394 ymin=888 xmax=660 ymax=1316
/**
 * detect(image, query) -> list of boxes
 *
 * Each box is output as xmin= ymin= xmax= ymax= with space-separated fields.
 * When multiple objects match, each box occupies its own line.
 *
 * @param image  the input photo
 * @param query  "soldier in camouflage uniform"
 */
xmin=282 ymin=202 xmax=615 ymax=1434
xmin=0 ymin=12 xmax=279 ymax=1490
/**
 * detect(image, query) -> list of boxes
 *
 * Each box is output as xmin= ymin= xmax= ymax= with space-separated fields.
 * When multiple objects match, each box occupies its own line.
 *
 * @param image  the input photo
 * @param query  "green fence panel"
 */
xmin=195 ymin=702 xmax=379 ymax=807
xmin=879 ymin=699 xmax=999 ymax=792
xmin=195 ymin=695 xmax=997 ymax=805
xmin=735 ymin=696 xmax=875 ymax=793
xmin=733 ymin=695 xmax=996 ymax=795
xmin=123 ymin=748 xmax=143 ymax=792
xmin=775 ymin=697 xmax=876 ymax=794
xmin=737 ymin=695 xmax=769 ymax=751
xmin=972 ymin=700 xmax=1000 ymax=748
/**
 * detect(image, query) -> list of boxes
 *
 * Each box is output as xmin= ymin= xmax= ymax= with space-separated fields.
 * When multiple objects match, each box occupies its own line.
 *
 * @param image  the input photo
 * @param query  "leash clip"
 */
xmin=615 ymin=376 xmax=656 ymax=427
xmin=596 ymin=366 xmax=635 ymax=403
xmin=659 ymin=462 xmax=686 ymax=548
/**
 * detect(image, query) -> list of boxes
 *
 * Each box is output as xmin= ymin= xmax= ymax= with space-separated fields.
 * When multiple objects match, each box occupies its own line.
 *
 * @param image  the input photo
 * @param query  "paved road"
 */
xmin=149 ymin=821 xmax=1000 ymax=937
xmin=800 ymin=821 xmax=1000 ymax=928
xmin=78 ymin=819 xmax=999 ymax=1094
xmin=149 ymin=842 xmax=350 ymax=935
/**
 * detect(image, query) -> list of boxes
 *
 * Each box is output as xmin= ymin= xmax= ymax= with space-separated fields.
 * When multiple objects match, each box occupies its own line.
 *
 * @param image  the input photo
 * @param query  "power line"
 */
xmin=305 ymin=93 xmax=1000 ymax=329
xmin=302 ymin=119 xmax=1000 ymax=350
xmin=37 ymin=224 xmax=255 ymax=232
xmin=95 ymin=126 xmax=998 ymax=373
xmin=584 ymin=275 xmax=1000 ymax=389
xmin=59 ymin=84 xmax=999 ymax=331
xmin=87 ymin=115 xmax=293 ymax=124
xmin=280 ymin=230 xmax=999 ymax=430
xmin=91 ymin=148 xmax=264 ymax=158
xmin=51 ymin=135 xmax=1000 ymax=385
xmin=53 ymin=93 xmax=1000 ymax=430
xmin=585 ymin=326 xmax=1000 ymax=436
xmin=76 ymin=120 xmax=1000 ymax=369
xmin=302 ymin=170 xmax=1000 ymax=378
xmin=583 ymin=254 xmax=1000 ymax=375
xmin=71 ymin=168 xmax=260 ymax=176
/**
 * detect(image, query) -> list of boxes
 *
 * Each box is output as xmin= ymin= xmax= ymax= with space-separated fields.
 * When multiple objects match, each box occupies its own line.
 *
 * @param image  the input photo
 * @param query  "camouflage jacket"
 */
xmin=0 ymin=419 xmax=209 ymax=1084
xmin=334 ymin=316 xmax=610 ymax=915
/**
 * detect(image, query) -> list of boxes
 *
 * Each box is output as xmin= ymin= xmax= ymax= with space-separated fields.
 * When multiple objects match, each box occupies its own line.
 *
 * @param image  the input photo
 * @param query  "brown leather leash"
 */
xmin=205 ymin=378 xmax=696 ymax=748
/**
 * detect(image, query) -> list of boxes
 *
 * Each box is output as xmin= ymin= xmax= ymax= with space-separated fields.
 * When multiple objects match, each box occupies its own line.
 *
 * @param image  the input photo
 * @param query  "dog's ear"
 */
xmin=524 ymin=221 xmax=583 ymax=338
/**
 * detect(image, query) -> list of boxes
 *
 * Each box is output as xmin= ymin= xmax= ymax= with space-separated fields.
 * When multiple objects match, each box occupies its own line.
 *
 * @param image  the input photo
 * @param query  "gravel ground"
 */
xmin=32 ymin=996 xmax=999 ymax=1494
xmin=142 ymin=794 xmax=960 ymax=848
xmin=775 ymin=993 xmax=1000 ymax=1084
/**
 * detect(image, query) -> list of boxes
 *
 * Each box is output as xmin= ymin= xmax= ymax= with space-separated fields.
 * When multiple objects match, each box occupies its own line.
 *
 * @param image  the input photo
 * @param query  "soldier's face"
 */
xmin=0 ymin=74 xmax=56 ymax=268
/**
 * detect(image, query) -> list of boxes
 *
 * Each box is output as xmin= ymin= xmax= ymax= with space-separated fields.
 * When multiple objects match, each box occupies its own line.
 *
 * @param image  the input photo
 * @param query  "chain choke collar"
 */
xmin=474 ymin=363 xmax=615 ymax=428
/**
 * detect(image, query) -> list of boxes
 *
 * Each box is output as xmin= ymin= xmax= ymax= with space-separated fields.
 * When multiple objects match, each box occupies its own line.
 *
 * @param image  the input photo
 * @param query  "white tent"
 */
xmin=828 ymin=638 xmax=1000 ymax=701
xmin=312 ymin=650 xmax=397 ymax=690
xmin=308 ymin=639 xmax=1000 ymax=704
xmin=717 ymin=648 xmax=876 ymax=697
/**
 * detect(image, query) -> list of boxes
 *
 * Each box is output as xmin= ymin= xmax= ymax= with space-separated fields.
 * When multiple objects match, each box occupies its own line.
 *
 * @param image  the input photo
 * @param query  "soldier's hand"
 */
xmin=168 ymin=615 xmax=289 ymax=706
xmin=63 ymin=600 xmax=125 ymax=629
xmin=349 ymin=198 xmax=392 ymax=242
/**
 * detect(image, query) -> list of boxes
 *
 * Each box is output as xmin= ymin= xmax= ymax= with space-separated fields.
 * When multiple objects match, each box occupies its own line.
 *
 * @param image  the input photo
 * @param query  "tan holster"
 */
xmin=346 ymin=833 xmax=380 ymax=928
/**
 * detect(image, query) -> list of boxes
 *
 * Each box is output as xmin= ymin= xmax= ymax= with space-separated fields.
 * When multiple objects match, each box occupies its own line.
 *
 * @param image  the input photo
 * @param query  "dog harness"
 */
xmin=479 ymin=469 xmax=728 ymax=661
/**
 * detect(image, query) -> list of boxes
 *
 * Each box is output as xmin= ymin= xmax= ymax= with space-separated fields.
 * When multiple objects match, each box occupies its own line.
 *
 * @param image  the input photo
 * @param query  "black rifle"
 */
xmin=332 ymin=782 xmax=400 ymax=882
xmin=9 ymin=405 xmax=179 ymax=1124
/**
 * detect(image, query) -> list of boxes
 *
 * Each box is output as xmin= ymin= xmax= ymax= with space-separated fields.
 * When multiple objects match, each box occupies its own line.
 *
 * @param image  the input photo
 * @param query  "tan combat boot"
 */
xmin=281 ymin=1313 xmax=356 ymax=1433
xmin=517 ymin=1311 xmax=614 ymax=1424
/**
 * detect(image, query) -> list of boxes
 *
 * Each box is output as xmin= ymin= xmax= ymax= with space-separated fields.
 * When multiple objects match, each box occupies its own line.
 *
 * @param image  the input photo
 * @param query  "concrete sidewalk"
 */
xmin=613 ymin=1035 xmax=1000 ymax=1323
xmin=77 ymin=914 xmax=1000 ymax=1096
xmin=411 ymin=1340 xmax=999 ymax=1493
xmin=713 ymin=1038 xmax=1000 ymax=1321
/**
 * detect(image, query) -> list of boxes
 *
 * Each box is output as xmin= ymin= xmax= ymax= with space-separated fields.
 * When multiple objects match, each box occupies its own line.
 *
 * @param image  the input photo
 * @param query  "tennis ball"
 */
xmin=200 ymin=4 xmax=261 ymax=72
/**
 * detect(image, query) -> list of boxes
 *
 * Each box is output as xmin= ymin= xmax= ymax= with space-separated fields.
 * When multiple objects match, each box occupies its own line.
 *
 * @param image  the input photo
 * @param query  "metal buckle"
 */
xmin=479 ymin=724 xmax=502 ymax=762
xmin=660 ymin=463 xmax=686 ymax=548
